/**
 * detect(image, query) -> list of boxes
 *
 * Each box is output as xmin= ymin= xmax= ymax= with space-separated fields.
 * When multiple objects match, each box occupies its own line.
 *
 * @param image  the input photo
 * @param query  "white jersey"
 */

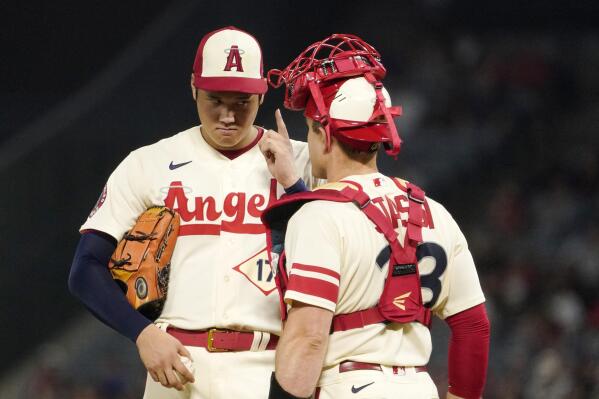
xmin=81 ymin=126 xmax=317 ymax=334
xmin=283 ymin=172 xmax=485 ymax=367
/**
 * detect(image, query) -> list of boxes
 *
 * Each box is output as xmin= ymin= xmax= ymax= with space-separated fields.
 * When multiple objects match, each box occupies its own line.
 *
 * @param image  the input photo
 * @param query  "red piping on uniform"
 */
xmin=218 ymin=128 xmax=264 ymax=160
xmin=179 ymin=223 xmax=265 ymax=236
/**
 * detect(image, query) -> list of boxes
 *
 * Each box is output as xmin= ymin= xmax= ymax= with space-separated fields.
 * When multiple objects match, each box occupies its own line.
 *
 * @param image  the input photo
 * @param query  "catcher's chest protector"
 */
xmin=261 ymin=181 xmax=431 ymax=332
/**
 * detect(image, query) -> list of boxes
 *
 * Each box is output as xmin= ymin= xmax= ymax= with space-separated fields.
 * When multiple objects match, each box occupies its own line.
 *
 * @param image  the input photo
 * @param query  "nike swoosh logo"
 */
xmin=351 ymin=381 xmax=374 ymax=394
xmin=169 ymin=160 xmax=192 ymax=170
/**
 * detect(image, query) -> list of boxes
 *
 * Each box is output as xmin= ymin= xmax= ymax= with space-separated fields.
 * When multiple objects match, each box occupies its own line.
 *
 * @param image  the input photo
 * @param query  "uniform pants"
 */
xmin=316 ymin=364 xmax=439 ymax=399
xmin=142 ymin=345 xmax=275 ymax=399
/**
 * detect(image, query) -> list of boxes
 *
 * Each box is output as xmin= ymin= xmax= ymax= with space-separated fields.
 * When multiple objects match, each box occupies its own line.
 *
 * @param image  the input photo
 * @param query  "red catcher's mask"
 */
xmin=268 ymin=34 xmax=402 ymax=155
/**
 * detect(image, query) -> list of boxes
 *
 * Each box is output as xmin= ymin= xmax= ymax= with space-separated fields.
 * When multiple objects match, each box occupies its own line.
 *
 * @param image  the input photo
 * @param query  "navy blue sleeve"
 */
xmin=68 ymin=230 xmax=152 ymax=342
xmin=283 ymin=178 xmax=308 ymax=195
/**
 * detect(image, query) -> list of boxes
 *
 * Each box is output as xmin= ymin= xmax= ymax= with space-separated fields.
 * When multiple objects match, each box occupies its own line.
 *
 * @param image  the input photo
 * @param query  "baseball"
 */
xmin=175 ymin=355 xmax=195 ymax=384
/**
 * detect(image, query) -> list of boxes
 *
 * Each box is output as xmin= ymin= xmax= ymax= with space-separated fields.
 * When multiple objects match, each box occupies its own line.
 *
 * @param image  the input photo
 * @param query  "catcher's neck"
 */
xmin=325 ymin=146 xmax=378 ymax=183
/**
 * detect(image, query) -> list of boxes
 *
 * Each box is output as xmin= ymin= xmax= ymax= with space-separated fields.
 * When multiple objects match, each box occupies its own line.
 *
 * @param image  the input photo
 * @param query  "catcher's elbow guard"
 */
xmin=108 ymin=206 xmax=180 ymax=320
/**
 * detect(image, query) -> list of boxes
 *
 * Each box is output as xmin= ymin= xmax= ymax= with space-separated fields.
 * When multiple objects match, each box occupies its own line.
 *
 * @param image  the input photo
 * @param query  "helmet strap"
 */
xmin=364 ymin=72 xmax=402 ymax=157
xmin=307 ymin=79 xmax=332 ymax=151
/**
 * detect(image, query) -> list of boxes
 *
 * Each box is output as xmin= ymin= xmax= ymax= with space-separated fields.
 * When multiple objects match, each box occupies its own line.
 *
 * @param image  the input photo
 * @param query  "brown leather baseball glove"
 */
xmin=108 ymin=206 xmax=180 ymax=321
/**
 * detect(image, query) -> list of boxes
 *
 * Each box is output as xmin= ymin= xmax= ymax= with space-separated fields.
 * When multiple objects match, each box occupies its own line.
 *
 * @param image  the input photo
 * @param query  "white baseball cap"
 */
xmin=192 ymin=26 xmax=267 ymax=94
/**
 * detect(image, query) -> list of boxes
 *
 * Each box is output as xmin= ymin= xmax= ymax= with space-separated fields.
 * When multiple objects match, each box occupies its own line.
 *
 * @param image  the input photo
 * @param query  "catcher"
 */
xmin=260 ymin=34 xmax=490 ymax=399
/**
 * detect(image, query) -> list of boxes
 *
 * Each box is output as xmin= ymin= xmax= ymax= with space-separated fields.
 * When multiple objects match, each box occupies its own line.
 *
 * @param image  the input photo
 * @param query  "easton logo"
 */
xmin=393 ymin=291 xmax=411 ymax=310
xmin=224 ymin=45 xmax=244 ymax=72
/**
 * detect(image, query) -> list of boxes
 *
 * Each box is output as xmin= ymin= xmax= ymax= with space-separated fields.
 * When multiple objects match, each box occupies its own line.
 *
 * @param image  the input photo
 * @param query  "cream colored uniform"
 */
xmin=283 ymin=172 xmax=485 ymax=399
xmin=81 ymin=126 xmax=317 ymax=399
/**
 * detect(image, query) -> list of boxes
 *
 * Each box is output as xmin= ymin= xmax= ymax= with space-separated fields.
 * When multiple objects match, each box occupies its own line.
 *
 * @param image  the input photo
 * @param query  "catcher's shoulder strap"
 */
xmin=261 ymin=178 xmax=431 ymax=329
xmin=261 ymin=181 xmax=362 ymax=321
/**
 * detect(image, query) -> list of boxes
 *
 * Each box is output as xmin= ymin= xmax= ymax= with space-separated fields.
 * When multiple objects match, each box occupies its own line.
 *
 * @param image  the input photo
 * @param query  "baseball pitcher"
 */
xmin=69 ymin=26 xmax=319 ymax=399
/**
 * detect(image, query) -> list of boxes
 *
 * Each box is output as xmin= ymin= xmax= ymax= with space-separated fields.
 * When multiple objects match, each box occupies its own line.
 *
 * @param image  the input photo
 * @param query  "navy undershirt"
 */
xmin=68 ymin=179 xmax=308 ymax=342
xmin=68 ymin=231 xmax=151 ymax=341
xmin=283 ymin=178 xmax=308 ymax=195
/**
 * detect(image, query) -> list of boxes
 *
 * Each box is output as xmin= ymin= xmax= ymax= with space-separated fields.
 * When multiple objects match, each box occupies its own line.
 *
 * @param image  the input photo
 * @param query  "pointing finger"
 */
xmin=275 ymin=109 xmax=289 ymax=139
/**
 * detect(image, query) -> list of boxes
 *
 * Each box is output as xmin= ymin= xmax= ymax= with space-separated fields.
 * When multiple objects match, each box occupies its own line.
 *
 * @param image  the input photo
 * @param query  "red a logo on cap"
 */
xmin=224 ymin=45 xmax=244 ymax=72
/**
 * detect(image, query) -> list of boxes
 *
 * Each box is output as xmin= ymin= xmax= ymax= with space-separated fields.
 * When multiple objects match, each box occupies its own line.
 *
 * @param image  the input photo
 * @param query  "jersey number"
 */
xmin=256 ymin=259 xmax=274 ymax=282
xmin=376 ymin=242 xmax=447 ymax=308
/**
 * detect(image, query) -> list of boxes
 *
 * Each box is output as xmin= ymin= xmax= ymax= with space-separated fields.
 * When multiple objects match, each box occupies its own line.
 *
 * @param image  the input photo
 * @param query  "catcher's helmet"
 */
xmin=268 ymin=34 xmax=402 ymax=155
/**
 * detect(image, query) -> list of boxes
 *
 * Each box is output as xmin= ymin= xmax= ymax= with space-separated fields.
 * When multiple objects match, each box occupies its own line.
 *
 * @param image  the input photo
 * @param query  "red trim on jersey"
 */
xmin=446 ymin=303 xmax=490 ymax=399
xmin=179 ymin=222 xmax=265 ymax=236
xmin=287 ymin=274 xmax=339 ymax=304
xmin=221 ymin=221 xmax=265 ymax=233
xmin=291 ymin=263 xmax=340 ymax=281
xmin=338 ymin=179 xmax=363 ymax=191
xmin=179 ymin=224 xmax=221 ymax=235
xmin=266 ymin=178 xmax=278 ymax=209
xmin=218 ymin=128 xmax=264 ymax=160
xmin=390 ymin=177 xmax=407 ymax=193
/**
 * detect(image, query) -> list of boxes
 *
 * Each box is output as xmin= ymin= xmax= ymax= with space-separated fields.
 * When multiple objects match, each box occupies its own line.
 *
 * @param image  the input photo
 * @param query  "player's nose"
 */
xmin=219 ymin=108 xmax=235 ymax=124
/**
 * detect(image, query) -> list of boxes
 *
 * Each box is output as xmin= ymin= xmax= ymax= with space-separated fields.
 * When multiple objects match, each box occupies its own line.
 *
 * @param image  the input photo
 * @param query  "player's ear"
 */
xmin=316 ymin=124 xmax=327 ymax=139
xmin=315 ymin=124 xmax=333 ymax=153
xmin=190 ymin=73 xmax=197 ymax=101
xmin=306 ymin=117 xmax=325 ymax=139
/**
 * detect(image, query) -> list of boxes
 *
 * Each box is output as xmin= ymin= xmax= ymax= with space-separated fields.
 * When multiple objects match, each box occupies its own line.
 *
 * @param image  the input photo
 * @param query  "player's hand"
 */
xmin=136 ymin=324 xmax=195 ymax=391
xmin=259 ymin=109 xmax=299 ymax=188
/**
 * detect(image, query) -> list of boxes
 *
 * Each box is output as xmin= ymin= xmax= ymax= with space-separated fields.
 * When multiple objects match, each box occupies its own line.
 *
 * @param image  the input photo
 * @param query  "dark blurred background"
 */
xmin=2 ymin=0 xmax=598 ymax=398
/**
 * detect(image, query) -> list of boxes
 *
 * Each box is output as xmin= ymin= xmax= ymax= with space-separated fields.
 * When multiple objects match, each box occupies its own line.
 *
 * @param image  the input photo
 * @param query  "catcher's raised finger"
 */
xmin=274 ymin=108 xmax=289 ymax=139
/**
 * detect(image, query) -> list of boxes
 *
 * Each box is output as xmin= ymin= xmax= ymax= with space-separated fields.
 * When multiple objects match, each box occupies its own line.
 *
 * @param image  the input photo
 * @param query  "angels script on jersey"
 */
xmin=163 ymin=180 xmax=276 ymax=236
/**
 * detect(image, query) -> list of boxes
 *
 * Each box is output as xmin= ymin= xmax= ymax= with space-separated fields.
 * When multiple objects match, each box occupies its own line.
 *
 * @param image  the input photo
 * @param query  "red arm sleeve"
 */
xmin=445 ymin=303 xmax=491 ymax=399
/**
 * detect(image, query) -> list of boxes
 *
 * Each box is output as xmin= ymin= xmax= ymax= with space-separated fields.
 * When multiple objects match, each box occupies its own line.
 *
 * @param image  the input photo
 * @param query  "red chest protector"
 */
xmin=260 ymin=180 xmax=432 ymax=333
